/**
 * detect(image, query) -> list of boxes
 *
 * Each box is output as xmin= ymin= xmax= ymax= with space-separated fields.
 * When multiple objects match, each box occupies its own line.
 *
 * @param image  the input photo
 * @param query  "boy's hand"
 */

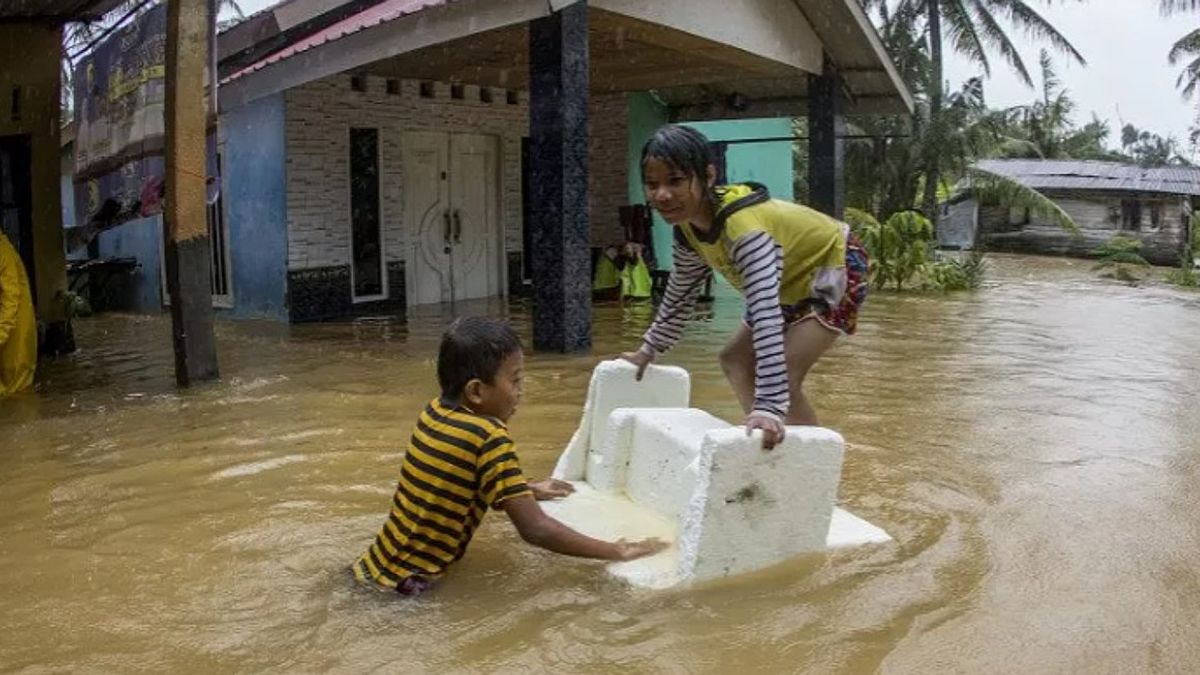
xmin=529 ymin=478 xmax=575 ymax=501
xmin=613 ymin=537 xmax=669 ymax=561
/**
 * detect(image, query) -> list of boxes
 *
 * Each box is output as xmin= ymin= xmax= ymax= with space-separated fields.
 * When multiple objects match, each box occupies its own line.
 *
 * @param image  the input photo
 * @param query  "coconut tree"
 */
xmin=863 ymin=0 xmax=1086 ymax=223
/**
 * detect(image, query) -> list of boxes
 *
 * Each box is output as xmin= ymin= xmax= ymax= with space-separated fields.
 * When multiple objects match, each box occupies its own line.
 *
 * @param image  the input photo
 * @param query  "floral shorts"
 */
xmin=779 ymin=234 xmax=870 ymax=336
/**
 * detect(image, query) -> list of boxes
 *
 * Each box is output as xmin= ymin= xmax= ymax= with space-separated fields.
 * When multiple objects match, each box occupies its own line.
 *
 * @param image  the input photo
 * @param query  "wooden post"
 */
xmin=808 ymin=57 xmax=845 ymax=220
xmin=163 ymin=0 xmax=218 ymax=385
xmin=528 ymin=2 xmax=591 ymax=353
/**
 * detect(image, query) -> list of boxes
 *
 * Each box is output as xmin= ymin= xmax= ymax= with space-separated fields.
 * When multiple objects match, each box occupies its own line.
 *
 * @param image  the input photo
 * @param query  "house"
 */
xmin=939 ymin=159 xmax=1200 ymax=266
xmin=86 ymin=0 xmax=912 ymax=338
xmin=0 ymin=0 xmax=126 ymax=355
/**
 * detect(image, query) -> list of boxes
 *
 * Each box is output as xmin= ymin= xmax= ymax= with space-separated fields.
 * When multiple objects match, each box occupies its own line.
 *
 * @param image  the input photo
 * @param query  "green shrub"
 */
xmin=1092 ymin=236 xmax=1150 ymax=285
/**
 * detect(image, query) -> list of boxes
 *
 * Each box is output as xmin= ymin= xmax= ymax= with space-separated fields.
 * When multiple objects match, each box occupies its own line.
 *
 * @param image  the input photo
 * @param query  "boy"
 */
xmin=352 ymin=317 xmax=665 ymax=595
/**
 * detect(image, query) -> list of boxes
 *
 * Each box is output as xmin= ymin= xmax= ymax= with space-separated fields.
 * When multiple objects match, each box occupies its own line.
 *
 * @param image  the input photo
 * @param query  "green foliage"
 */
xmin=926 ymin=250 xmax=988 ymax=291
xmin=1092 ymin=236 xmax=1151 ymax=285
xmin=1166 ymin=259 xmax=1200 ymax=288
xmin=853 ymin=210 xmax=932 ymax=291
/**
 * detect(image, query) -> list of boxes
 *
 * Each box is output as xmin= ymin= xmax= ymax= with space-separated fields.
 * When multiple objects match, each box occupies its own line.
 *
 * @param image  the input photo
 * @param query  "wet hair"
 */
xmin=639 ymin=124 xmax=714 ymax=183
xmin=437 ymin=317 xmax=522 ymax=398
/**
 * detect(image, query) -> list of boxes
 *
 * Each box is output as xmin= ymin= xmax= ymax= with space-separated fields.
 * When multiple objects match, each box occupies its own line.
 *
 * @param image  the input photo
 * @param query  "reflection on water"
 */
xmin=2 ymin=254 xmax=1200 ymax=673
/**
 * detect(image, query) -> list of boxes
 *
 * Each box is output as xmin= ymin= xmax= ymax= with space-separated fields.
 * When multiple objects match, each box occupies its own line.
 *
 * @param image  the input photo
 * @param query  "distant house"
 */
xmin=938 ymin=159 xmax=1200 ymax=266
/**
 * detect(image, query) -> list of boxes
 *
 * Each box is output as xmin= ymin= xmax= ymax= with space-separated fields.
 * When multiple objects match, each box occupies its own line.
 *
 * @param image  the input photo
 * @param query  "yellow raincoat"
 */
xmin=0 ymin=232 xmax=36 ymax=395
xmin=620 ymin=255 xmax=652 ymax=299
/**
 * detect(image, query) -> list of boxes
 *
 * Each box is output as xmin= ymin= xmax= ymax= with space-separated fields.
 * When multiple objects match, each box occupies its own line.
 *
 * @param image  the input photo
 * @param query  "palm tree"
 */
xmin=863 ymin=0 xmax=1086 ymax=223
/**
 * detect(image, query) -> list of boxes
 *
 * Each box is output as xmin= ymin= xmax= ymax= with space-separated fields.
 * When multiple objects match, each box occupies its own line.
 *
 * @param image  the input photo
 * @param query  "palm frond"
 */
xmin=942 ymin=0 xmax=992 ymax=76
xmin=968 ymin=0 xmax=1034 ymax=86
xmin=1169 ymin=28 xmax=1200 ymax=65
xmin=1161 ymin=0 xmax=1200 ymax=15
xmin=987 ymin=0 xmax=1087 ymax=66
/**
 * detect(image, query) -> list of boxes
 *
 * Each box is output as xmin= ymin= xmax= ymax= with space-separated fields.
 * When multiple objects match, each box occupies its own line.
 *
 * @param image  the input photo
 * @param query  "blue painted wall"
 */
xmin=96 ymin=215 xmax=163 ymax=312
xmin=221 ymin=92 xmax=288 ymax=320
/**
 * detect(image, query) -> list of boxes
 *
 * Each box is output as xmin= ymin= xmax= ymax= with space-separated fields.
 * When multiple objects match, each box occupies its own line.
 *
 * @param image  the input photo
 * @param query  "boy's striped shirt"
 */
xmin=352 ymin=398 xmax=530 ymax=588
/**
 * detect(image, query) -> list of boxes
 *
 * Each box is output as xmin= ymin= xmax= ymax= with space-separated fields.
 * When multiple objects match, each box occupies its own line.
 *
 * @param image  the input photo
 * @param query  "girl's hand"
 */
xmin=529 ymin=478 xmax=575 ymax=501
xmin=744 ymin=412 xmax=786 ymax=450
xmin=619 ymin=349 xmax=654 ymax=381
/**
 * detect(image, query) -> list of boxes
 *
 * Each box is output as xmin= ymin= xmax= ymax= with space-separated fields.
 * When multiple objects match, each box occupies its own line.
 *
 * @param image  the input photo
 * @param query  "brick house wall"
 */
xmin=281 ymin=74 xmax=628 ymax=320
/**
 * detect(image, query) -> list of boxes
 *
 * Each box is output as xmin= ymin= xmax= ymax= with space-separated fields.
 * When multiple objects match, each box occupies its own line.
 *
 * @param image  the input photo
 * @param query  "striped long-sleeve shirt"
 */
xmin=642 ymin=230 xmax=790 ymax=420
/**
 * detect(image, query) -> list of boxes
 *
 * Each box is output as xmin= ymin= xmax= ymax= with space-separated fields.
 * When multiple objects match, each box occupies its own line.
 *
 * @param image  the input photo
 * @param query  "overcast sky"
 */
xmin=228 ymin=0 xmax=1196 ymax=155
xmin=942 ymin=1 xmax=1196 ymax=155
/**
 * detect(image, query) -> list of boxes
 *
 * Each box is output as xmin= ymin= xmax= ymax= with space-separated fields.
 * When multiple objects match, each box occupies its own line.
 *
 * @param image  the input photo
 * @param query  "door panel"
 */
xmin=449 ymin=134 xmax=498 ymax=302
xmin=402 ymin=132 xmax=450 ymax=306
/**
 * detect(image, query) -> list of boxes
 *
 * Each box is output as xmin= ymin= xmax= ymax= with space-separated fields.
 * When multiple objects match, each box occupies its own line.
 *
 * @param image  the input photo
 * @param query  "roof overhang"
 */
xmin=219 ymin=0 xmax=913 ymax=116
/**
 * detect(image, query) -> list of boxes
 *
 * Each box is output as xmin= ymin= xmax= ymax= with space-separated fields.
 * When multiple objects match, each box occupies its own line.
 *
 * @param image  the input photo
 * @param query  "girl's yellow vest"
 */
xmin=674 ymin=183 xmax=847 ymax=306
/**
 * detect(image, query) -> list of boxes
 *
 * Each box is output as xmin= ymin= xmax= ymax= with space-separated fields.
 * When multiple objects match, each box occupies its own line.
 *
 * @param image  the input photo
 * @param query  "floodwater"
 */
xmin=2 ymin=254 xmax=1200 ymax=674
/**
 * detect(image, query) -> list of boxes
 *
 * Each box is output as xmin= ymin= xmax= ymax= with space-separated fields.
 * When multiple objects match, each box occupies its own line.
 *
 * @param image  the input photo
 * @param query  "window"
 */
xmin=208 ymin=150 xmax=232 ymax=305
xmin=419 ymin=81 xmax=434 ymax=98
xmin=450 ymin=83 xmax=464 ymax=100
xmin=350 ymin=75 xmax=367 ymax=92
xmin=349 ymin=128 xmax=384 ymax=299
xmin=1121 ymin=198 xmax=1142 ymax=230
xmin=386 ymin=78 xmax=400 ymax=96
xmin=1149 ymin=203 xmax=1163 ymax=229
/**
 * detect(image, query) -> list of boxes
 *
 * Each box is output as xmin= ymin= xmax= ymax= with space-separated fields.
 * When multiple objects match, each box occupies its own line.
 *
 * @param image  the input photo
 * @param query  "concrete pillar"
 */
xmin=807 ymin=58 xmax=845 ymax=220
xmin=528 ymin=2 xmax=591 ymax=353
xmin=163 ymin=0 xmax=218 ymax=385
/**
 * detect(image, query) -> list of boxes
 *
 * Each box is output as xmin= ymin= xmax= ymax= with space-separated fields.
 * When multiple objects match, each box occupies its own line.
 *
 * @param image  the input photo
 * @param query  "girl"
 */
xmin=621 ymin=125 xmax=869 ymax=449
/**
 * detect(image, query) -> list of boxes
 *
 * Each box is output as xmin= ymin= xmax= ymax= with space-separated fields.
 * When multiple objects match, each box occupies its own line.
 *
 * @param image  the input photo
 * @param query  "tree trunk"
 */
xmin=922 ymin=0 xmax=944 ymax=225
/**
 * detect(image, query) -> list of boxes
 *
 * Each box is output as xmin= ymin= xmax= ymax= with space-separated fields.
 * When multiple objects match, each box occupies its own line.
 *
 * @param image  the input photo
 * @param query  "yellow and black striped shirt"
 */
xmin=352 ymin=397 xmax=531 ymax=588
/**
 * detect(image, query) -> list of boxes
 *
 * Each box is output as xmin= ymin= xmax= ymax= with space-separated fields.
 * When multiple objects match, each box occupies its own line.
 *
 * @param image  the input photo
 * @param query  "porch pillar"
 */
xmin=528 ymin=1 xmax=591 ymax=353
xmin=163 ymin=0 xmax=219 ymax=385
xmin=807 ymin=57 xmax=845 ymax=220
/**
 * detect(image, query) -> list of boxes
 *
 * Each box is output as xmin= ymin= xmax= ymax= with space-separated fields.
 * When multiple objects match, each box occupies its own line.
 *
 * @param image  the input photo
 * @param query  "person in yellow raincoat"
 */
xmin=619 ymin=242 xmax=652 ymax=301
xmin=0 ymin=231 xmax=36 ymax=395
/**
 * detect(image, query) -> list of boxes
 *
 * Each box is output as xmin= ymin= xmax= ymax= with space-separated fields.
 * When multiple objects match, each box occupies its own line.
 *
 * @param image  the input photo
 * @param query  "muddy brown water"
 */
xmin=2 ymin=254 xmax=1199 ymax=673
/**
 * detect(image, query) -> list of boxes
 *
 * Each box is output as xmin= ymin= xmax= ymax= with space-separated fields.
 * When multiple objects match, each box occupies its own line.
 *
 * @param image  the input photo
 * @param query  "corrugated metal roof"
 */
xmin=975 ymin=159 xmax=1200 ymax=197
xmin=223 ymin=0 xmax=451 ymax=83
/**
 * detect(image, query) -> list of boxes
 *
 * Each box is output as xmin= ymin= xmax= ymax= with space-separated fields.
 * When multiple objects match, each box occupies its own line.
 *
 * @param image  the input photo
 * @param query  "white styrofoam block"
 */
xmin=623 ymin=409 xmax=728 ymax=522
xmin=585 ymin=409 xmax=638 ymax=491
xmin=552 ymin=360 xmax=690 ymax=481
xmin=827 ymin=508 xmax=893 ymax=548
xmin=546 ymin=361 xmax=892 ymax=588
xmin=682 ymin=427 xmax=845 ymax=581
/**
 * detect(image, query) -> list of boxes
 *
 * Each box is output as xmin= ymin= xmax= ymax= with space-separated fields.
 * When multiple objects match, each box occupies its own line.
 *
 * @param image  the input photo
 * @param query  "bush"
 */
xmin=925 ymin=250 xmax=987 ymax=291
xmin=1092 ymin=236 xmax=1150 ymax=285
xmin=848 ymin=208 xmax=985 ymax=292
